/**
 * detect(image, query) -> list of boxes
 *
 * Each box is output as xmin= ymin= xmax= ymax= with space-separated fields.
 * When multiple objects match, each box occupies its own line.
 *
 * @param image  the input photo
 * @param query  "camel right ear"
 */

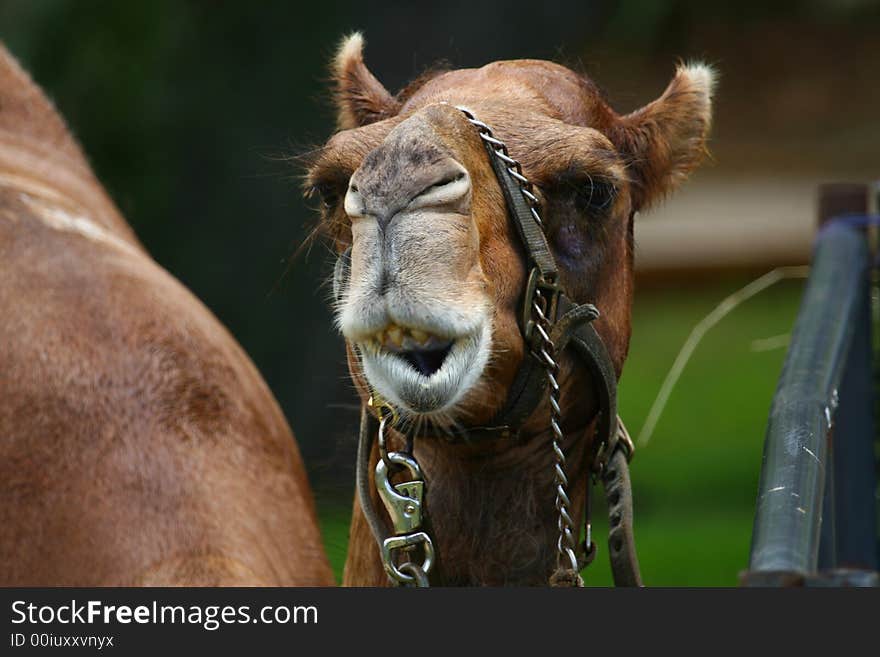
xmin=613 ymin=63 xmax=716 ymax=210
xmin=332 ymin=33 xmax=400 ymax=130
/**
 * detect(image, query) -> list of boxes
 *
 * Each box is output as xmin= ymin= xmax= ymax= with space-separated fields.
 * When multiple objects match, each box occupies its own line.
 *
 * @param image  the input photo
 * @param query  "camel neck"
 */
xmin=410 ymin=424 xmax=593 ymax=585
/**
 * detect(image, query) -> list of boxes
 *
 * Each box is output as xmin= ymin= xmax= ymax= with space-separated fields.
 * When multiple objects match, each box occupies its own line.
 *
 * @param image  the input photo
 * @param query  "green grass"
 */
xmin=317 ymin=276 xmax=805 ymax=586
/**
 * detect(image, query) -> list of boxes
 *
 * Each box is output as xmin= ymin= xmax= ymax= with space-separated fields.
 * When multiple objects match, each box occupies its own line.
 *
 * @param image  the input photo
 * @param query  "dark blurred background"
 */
xmin=2 ymin=0 xmax=877 ymax=584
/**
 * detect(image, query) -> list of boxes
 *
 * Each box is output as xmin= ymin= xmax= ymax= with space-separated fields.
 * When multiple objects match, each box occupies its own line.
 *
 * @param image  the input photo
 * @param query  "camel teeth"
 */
xmin=387 ymin=325 xmax=404 ymax=347
xmin=361 ymin=323 xmax=450 ymax=352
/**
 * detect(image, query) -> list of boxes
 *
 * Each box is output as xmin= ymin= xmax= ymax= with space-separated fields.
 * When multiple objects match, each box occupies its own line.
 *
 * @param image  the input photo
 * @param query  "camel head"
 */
xmin=307 ymin=33 xmax=715 ymax=433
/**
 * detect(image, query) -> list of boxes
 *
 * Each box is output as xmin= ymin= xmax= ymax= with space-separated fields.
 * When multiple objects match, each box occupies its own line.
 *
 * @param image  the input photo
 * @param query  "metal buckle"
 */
xmin=381 ymin=532 xmax=435 ymax=585
xmin=374 ymin=434 xmax=435 ymax=586
xmin=375 ymin=452 xmax=425 ymax=534
xmin=593 ymin=415 xmax=635 ymax=473
xmin=367 ymin=393 xmax=398 ymax=426
xmin=521 ymin=267 xmax=562 ymax=346
xmin=615 ymin=417 xmax=635 ymax=462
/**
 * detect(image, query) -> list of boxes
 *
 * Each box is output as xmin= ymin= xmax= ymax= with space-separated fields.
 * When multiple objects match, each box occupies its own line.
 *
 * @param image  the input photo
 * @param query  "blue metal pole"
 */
xmin=746 ymin=222 xmax=869 ymax=576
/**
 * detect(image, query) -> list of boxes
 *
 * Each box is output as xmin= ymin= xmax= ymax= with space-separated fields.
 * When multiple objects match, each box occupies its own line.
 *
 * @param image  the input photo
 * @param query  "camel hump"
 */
xmin=0 ymin=43 xmax=90 ymax=170
xmin=0 ymin=43 xmax=140 ymax=248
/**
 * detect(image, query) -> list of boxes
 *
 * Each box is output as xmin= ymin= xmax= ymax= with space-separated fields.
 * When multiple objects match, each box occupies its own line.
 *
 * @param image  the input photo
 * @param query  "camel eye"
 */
xmin=577 ymin=178 xmax=616 ymax=214
xmin=311 ymin=182 xmax=342 ymax=210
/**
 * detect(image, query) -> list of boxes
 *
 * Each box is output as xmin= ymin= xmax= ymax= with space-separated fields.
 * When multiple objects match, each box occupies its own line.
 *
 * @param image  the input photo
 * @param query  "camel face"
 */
xmin=337 ymin=108 xmax=491 ymax=420
xmin=308 ymin=33 xmax=715 ymax=431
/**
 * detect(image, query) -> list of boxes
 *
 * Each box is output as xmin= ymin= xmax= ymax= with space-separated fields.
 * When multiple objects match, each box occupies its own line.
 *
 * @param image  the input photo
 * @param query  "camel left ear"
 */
xmin=332 ymin=32 xmax=400 ymax=130
xmin=613 ymin=63 xmax=716 ymax=210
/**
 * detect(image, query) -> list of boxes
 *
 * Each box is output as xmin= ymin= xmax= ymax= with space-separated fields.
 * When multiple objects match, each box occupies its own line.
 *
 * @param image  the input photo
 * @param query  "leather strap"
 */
xmin=356 ymin=406 xmax=389 ymax=547
xmin=564 ymin=303 xmax=618 ymax=463
xmin=479 ymin=138 xmax=558 ymax=282
xmin=603 ymin=442 xmax=643 ymax=587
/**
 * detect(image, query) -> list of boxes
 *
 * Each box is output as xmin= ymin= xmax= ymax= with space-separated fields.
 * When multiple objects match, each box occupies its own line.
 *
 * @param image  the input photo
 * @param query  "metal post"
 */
xmin=742 ymin=212 xmax=869 ymax=583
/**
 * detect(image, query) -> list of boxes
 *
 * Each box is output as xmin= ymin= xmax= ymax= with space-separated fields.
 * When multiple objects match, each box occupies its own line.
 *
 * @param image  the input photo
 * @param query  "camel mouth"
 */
xmin=358 ymin=322 xmax=455 ymax=378
xmin=359 ymin=322 xmax=450 ymax=354
xmin=360 ymin=323 xmax=456 ymax=378
xmin=355 ymin=321 xmax=490 ymax=417
xmin=398 ymin=343 xmax=453 ymax=378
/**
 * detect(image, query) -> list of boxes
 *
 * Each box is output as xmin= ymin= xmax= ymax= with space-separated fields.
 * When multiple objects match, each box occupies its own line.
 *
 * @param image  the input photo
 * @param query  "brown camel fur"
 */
xmin=0 ymin=44 xmax=332 ymax=586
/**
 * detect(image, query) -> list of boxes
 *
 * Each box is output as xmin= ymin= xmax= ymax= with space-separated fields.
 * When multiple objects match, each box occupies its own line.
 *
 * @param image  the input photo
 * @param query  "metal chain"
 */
xmin=456 ymin=106 xmax=581 ymax=580
xmin=455 ymin=106 xmax=544 ymax=229
xmin=533 ymin=291 xmax=580 ymax=574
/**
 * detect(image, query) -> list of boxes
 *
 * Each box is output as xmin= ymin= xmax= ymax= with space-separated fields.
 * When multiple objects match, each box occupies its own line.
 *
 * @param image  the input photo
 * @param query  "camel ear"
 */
xmin=614 ymin=63 xmax=716 ymax=210
xmin=332 ymin=33 xmax=400 ymax=130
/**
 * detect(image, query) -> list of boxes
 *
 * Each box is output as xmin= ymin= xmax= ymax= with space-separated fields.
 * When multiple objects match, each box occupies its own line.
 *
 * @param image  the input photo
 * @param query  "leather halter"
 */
xmin=336 ymin=106 xmax=642 ymax=586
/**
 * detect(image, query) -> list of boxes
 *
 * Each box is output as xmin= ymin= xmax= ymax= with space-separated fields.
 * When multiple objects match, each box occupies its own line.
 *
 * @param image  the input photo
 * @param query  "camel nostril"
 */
xmin=408 ymin=162 xmax=469 ymax=207
xmin=415 ymin=171 xmax=465 ymax=198
xmin=400 ymin=343 xmax=453 ymax=377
